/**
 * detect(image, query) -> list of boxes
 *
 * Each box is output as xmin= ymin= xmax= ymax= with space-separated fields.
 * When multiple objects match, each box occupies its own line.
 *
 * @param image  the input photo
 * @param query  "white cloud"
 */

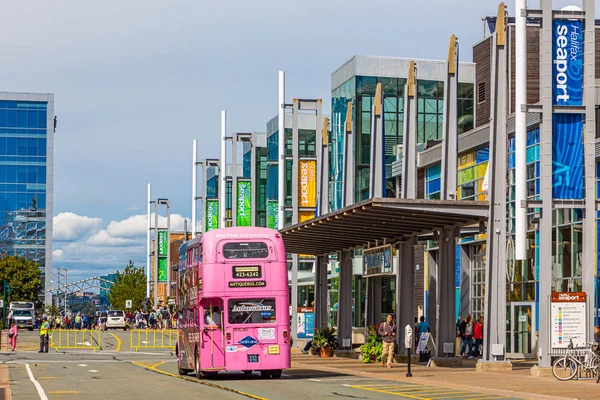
xmin=105 ymin=213 xmax=191 ymax=238
xmin=106 ymin=215 xmax=147 ymax=238
xmin=53 ymin=212 xmax=102 ymax=242
xmin=86 ymin=230 xmax=137 ymax=247
xmin=52 ymin=212 xmax=191 ymax=282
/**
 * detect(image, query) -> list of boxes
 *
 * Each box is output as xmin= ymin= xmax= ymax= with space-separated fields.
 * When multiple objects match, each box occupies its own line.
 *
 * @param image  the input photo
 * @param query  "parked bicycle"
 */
xmin=552 ymin=338 xmax=599 ymax=381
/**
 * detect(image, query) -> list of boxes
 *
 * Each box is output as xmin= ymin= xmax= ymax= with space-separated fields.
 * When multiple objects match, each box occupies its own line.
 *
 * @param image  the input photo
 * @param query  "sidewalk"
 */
xmin=291 ymin=353 xmax=599 ymax=400
xmin=0 ymin=365 xmax=12 ymax=400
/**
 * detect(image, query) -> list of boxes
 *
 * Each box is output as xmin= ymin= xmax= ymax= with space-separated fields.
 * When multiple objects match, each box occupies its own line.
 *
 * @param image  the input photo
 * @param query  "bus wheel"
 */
xmin=242 ymin=370 xmax=253 ymax=375
xmin=260 ymin=371 xmax=271 ymax=379
xmin=271 ymin=370 xmax=282 ymax=379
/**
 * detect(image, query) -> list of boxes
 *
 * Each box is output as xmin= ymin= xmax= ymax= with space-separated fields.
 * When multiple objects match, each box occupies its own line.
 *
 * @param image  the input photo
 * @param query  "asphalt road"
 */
xmin=1 ymin=330 xmax=522 ymax=400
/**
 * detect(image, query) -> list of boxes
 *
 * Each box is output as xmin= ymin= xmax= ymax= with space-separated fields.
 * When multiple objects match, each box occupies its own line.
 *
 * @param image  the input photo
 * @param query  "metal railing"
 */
xmin=129 ymin=329 xmax=178 ymax=352
xmin=50 ymin=329 xmax=101 ymax=352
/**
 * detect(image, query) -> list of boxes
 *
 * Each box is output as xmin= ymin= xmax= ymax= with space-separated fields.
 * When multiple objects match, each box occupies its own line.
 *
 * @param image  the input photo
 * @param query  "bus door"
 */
xmin=200 ymin=298 xmax=225 ymax=370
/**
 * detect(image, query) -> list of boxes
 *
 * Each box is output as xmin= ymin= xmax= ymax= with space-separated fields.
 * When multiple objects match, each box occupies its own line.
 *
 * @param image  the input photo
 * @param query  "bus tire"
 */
xmin=260 ymin=370 xmax=271 ymax=379
xmin=271 ymin=370 xmax=282 ymax=379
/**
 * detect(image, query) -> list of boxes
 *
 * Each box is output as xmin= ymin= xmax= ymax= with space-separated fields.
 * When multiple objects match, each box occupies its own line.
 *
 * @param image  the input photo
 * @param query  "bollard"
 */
xmin=404 ymin=324 xmax=413 ymax=378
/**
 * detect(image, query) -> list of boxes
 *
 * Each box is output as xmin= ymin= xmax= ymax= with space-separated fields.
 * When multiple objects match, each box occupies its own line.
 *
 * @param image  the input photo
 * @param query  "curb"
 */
xmin=291 ymin=360 xmax=578 ymax=400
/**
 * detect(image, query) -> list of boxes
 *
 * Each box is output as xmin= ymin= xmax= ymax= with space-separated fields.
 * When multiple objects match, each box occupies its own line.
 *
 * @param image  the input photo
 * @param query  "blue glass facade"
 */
xmin=330 ymin=74 xmax=474 ymax=211
xmin=0 ymin=100 xmax=48 ymax=262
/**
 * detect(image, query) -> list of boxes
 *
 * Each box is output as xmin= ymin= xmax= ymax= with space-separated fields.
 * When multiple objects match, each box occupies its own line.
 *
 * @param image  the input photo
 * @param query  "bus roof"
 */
xmin=202 ymin=227 xmax=281 ymax=243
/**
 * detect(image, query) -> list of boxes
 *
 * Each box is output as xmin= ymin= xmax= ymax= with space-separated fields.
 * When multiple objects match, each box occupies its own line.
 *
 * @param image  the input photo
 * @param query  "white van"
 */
xmin=105 ymin=310 xmax=127 ymax=330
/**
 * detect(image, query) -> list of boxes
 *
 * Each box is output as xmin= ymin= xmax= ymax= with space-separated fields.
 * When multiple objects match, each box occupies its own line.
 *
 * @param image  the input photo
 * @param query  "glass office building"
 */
xmin=330 ymin=56 xmax=475 ymax=210
xmin=0 ymin=93 xmax=54 ymax=305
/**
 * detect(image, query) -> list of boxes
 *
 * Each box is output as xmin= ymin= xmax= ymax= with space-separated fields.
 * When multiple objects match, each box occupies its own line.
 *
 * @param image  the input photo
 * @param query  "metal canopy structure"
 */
xmin=280 ymin=197 xmax=489 ymax=255
xmin=45 ymin=277 xmax=114 ymax=295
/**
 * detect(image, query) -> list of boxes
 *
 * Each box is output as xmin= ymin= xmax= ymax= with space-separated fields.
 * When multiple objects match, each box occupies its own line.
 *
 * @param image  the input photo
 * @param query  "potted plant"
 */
xmin=311 ymin=324 xmax=338 ymax=357
xmin=359 ymin=325 xmax=383 ymax=363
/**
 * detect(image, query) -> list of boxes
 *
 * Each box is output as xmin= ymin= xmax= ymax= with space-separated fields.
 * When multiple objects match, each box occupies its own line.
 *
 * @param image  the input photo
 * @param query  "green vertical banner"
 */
xmin=237 ymin=181 xmax=252 ymax=226
xmin=158 ymin=257 xmax=167 ymax=282
xmin=206 ymin=200 xmax=219 ymax=231
xmin=267 ymin=200 xmax=279 ymax=229
xmin=157 ymin=229 xmax=168 ymax=282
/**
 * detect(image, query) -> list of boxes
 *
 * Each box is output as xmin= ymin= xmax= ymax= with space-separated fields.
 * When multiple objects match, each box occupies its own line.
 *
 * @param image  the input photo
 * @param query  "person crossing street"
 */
xmin=378 ymin=314 xmax=397 ymax=368
xmin=39 ymin=316 xmax=50 ymax=353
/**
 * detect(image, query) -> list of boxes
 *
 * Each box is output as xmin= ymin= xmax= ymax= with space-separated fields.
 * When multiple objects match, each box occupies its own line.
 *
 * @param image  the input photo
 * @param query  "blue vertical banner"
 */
xmin=552 ymin=19 xmax=583 ymax=106
xmin=552 ymin=113 xmax=583 ymax=198
xmin=552 ymin=18 xmax=584 ymax=199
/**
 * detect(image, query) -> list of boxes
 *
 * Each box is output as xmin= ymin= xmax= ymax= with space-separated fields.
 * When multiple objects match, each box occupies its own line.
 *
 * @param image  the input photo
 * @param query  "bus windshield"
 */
xmin=13 ymin=310 xmax=32 ymax=316
xmin=228 ymin=298 xmax=276 ymax=324
xmin=223 ymin=242 xmax=269 ymax=259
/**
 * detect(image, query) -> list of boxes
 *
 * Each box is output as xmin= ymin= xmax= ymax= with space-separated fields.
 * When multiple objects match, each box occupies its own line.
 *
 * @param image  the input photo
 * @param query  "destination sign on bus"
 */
xmin=232 ymin=266 xmax=262 ymax=279
xmin=228 ymin=281 xmax=267 ymax=288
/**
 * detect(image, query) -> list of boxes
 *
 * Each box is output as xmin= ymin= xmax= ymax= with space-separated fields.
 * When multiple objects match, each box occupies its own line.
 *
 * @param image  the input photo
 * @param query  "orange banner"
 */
xmin=298 ymin=160 xmax=316 ymax=208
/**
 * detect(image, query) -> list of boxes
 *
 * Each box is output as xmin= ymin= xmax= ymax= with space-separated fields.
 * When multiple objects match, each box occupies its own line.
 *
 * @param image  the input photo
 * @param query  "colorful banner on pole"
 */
xmin=236 ymin=181 xmax=252 ymax=226
xmin=552 ymin=114 xmax=583 ymax=199
xmin=157 ymin=229 xmax=168 ymax=283
xmin=298 ymin=160 xmax=316 ymax=208
xmin=158 ymin=257 xmax=167 ymax=282
xmin=551 ymin=19 xmax=584 ymax=199
xmin=552 ymin=19 xmax=582 ymax=106
xmin=267 ymin=200 xmax=278 ymax=229
xmin=206 ymin=200 xmax=219 ymax=231
xmin=299 ymin=211 xmax=315 ymax=223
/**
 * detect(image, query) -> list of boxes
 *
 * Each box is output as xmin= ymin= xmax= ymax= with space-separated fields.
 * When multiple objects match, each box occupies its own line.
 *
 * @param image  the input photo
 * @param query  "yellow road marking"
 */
xmin=351 ymin=385 xmax=514 ymax=400
xmin=48 ymin=391 xmax=82 ymax=394
xmin=37 ymin=376 xmax=60 ymax=380
xmin=108 ymin=333 xmax=122 ymax=352
xmin=150 ymin=361 xmax=165 ymax=368
xmin=349 ymin=385 xmax=425 ymax=399
xmin=130 ymin=361 xmax=266 ymax=400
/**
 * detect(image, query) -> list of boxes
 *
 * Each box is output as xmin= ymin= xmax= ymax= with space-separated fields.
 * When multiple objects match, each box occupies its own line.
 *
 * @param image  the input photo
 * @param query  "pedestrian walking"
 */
xmin=8 ymin=321 xmax=18 ymax=351
xmin=39 ymin=316 xmax=50 ymax=353
xmin=459 ymin=314 xmax=474 ymax=358
xmin=415 ymin=316 xmax=430 ymax=354
xmin=473 ymin=316 xmax=483 ymax=357
xmin=378 ymin=314 xmax=397 ymax=368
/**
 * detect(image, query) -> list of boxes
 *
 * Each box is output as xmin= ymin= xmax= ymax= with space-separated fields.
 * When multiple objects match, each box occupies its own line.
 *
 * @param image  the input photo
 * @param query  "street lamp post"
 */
xmin=2 ymin=280 xmax=11 ymax=323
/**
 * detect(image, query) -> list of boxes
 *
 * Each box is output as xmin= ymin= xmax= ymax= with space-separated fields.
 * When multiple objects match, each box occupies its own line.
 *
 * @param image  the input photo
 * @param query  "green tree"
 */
xmin=45 ymin=305 xmax=61 ymax=319
xmin=0 ymin=255 xmax=42 ymax=307
xmin=107 ymin=261 xmax=146 ymax=311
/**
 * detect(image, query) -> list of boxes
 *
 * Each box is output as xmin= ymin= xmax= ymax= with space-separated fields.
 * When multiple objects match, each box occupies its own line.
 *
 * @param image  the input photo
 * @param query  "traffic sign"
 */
xmin=125 ymin=300 xmax=132 ymax=309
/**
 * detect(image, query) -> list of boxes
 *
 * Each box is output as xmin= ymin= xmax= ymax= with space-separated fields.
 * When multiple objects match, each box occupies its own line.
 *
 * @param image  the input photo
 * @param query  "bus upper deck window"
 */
xmin=223 ymin=242 xmax=269 ymax=259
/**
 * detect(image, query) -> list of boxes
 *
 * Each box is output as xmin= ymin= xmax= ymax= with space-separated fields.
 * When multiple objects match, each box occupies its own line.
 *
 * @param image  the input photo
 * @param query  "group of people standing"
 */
xmin=133 ymin=308 xmax=177 ymax=330
xmin=457 ymin=314 xmax=484 ymax=358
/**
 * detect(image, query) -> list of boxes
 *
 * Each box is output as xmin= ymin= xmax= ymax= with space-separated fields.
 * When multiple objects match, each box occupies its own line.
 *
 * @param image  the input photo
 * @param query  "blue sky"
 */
xmin=0 ymin=0 xmax=586 ymax=281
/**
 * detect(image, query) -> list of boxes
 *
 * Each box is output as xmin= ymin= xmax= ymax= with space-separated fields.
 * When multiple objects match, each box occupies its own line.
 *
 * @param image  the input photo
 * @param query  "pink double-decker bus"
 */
xmin=176 ymin=227 xmax=290 ymax=379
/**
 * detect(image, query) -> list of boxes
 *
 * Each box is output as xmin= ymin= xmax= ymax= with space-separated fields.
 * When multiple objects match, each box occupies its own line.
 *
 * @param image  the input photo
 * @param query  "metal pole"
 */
xmin=192 ymin=140 xmax=198 ymax=237
xmin=201 ymin=160 xmax=207 ymax=233
xmin=232 ymin=135 xmax=238 ymax=226
xmin=278 ymin=70 xmax=285 ymax=229
xmin=515 ymin=0 xmax=527 ymax=260
xmin=166 ymin=200 xmax=171 ymax=298
xmin=220 ymin=110 xmax=227 ymax=229
xmin=154 ymin=204 xmax=158 ymax=310
xmin=406 ymin=347 xmax=412 ymax=377
xmin=147 ymin=184 xmax=151 ymax=298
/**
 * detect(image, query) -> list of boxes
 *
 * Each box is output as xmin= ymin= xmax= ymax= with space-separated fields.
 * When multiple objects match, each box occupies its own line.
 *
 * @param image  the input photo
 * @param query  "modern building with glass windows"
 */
xmin=0 ymin=92 xmax=55 ymax=305
xmin=330 ymin=56 xmax=475 ymax=210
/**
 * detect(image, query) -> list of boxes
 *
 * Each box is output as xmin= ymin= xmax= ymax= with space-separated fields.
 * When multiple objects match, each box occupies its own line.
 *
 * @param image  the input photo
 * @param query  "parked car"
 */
xmin=105 ymin=310 xmax=127 ymax=330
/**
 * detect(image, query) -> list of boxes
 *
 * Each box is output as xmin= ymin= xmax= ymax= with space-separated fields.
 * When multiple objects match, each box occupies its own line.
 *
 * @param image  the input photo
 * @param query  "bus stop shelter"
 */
xmin=280 ymin=197 xmax=488 ymax=357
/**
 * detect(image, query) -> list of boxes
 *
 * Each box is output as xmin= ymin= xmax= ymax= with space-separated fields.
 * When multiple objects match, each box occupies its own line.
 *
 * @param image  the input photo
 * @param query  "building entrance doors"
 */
xmin=508 ymin=301 xmax=536 ymax=358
